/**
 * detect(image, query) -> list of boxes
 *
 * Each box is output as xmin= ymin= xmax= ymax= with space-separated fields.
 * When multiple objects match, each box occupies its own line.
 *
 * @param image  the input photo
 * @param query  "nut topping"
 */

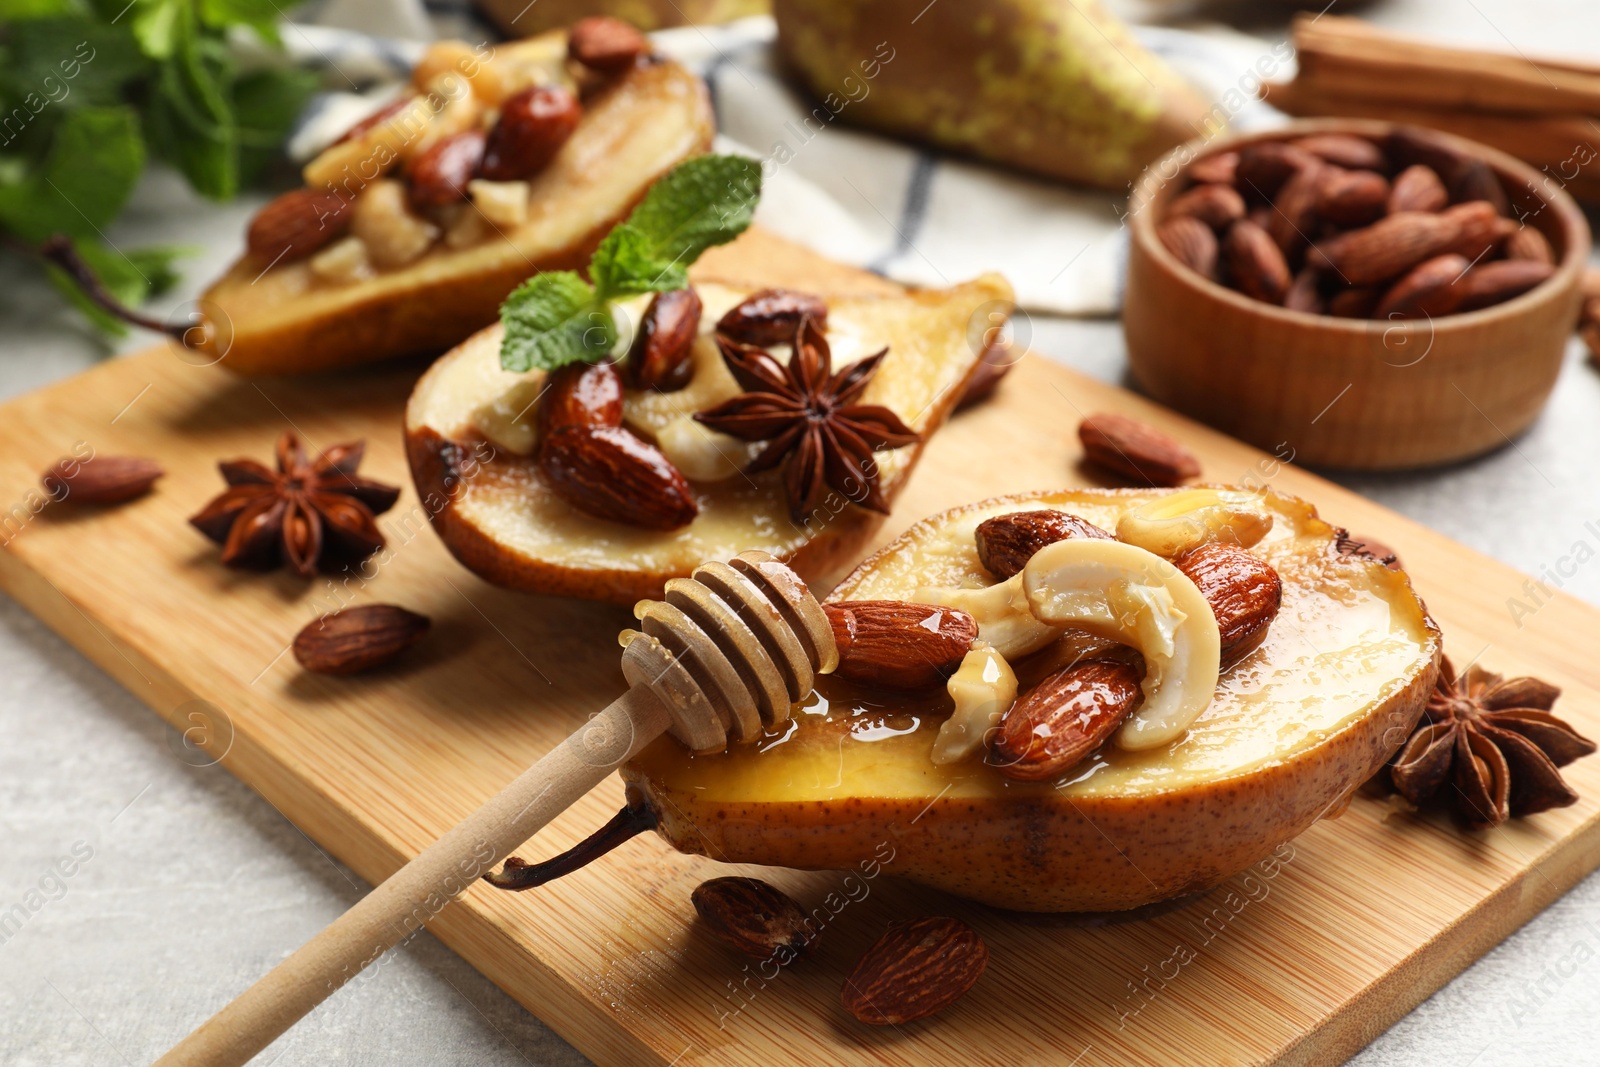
xmin=539 ymin=424 xmax=698 ymax=529
xmin=625 ymin=287 xmax=701 ymax=391
xmin=989 ymin=658 xmax=1143 ymax=781
xmin=824 ymin=600 xmax=978 ymax=690
xmin=715 ymin=289 xmax=829 ymax=346
xmin=1078 ymin=412 xmax=1200 ymax=488
xmin=539 ymin=359 xmax=624 ymax=434
xmin=842 ymin=917 xmax=988 ymax=1026
xmin=691 ymin=877 xmax=813 ymax=960
xmin=930 ymin=643 xmax=1018 ymax=766
xmin=567 ymin=16 xmax=649 ymax=73
xmin=1173 ymin=542 xmax=1282 ymax=666
xmin=1114 ymin=488 xmax=1273 ymax=559
xmin=293 ymin=604 xmax=430 ymax=674
xmin=480 ymin=85 xmax=582 ymax=182
xmin=406 ymin=130 xmax=487 ymax=208
xmin=975 ymin=509 xmax=1112 ymax=580
xmin=246 ymin=188 xmax=352 ymax=263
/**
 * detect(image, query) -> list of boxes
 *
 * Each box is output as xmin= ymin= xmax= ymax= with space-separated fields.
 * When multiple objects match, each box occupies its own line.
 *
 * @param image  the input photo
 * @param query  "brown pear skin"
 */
xmin=624 ymin=486 xmax=1441 ymax=912
xmin=773 ymin=0 xmax=1215 ymax=190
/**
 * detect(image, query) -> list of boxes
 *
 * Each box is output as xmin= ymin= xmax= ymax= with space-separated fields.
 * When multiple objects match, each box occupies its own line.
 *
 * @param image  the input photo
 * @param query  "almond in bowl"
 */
xmin=1125 ymin=120 xmax=1589 ymax=470
xmin=621 ymin=485 xmax=1441 ymax=912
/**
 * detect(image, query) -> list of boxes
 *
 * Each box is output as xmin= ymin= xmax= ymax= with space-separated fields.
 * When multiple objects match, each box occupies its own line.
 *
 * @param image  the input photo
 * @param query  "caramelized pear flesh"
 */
xmin=624 ymin=487 xmax=1441 ymax=912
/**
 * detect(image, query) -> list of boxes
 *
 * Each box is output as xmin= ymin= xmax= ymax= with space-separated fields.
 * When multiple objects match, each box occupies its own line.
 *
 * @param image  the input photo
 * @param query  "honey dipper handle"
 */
xmin=153 ymin=686 xmax=672 ymax=1067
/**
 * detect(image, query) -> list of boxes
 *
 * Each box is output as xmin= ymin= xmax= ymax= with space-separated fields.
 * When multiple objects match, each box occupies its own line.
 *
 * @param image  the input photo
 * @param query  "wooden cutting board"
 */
xmin=3 ymin=232 xmax=1599 ymax=1066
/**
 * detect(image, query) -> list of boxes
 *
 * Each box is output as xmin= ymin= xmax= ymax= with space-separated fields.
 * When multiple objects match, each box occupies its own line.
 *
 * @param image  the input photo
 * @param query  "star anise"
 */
xmin=693 ymin=316 xmax=918 ymax=523
xmin=190 ymin=432 xmax=400 ymax=577
xmin=1389 ymin=655 xmax=1595 ymax=830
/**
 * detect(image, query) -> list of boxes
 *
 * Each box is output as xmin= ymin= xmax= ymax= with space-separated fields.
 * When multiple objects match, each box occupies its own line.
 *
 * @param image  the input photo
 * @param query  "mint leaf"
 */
xmin=233 ymin=66 xmax=317 ymax=184
xmin=3 ymin=20 xmax=149 ymax=108
xmin=500 ymin=272 xmax=613 ymax=372
xmin=145 ymin=16 xmax=238 ymax=199
xmin=40 ymin=239 xmax=185 ymax=337
xmin=0 ymin=104 xmax=145 ymax=242
xmin=617 ymin=154 xmax=761 ymax=275
xmin=198 ymin=0 xmax=283 ymax=46
xmin=590 ymin=221 xmax=687 ymax=298
xmin=130 ymin=0 xmax=182 ymax=59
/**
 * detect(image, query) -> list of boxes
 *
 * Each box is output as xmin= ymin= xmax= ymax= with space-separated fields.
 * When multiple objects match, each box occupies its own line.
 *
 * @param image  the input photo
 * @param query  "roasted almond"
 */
xmin=1284 ymin=267 xmax=1323 ymax=314
xmin=843 ymin=917 xmax=988 ymax=1026
xmin=540 ymin=425 xmax=698 ymax=529
xmin=1266 ymin=161 xmax=1323 ymax=259
xmin=1373 ymin=253 xmax=1470 ymax=320
xmin=41 ymin=454 xmax=163 ymax=503
xmin=1387 ymin=164 xmax=1449 ymax=214
xmin=1292 ymin=133 xmax=1388 ymax=172
xmin=1186 ymin=151 xmax=1238 ymax=185
xmin=1386 ymin=126 xmax=1467 ymax=184
xmin=824 ymin=600 xmax=978 ymax=690
xmin=567 ymin=15 xmax=649 ymax=73
xmin=1223 ymin=219 xmax=1291 ymax=304
xmin=1174 ymin=542 xmax=1282 ymax=664
xmin=1450 ymin=158 xmax=1511 ymax=216
xmin=691 ymin=877 xmax=813 ymax=960
xmin=539 ymin=359 xmax=624 ymax=434
xmin=989 ymin=658 xmax=1143 ymax=781
xmin=625 ymin=287 xmax=701 ymax=391
xmin=1078 ymin=412 xmax=1200 ymax=487
xmin=1167 ymin=183 xmax=1245 ymax=230
xmin=1316 ymin=167 xmax=1389 ymax=228
xmin=292 ymin=604 xmax=430 ymax=675
xmin=974 ymin=509 xmax=1112 ymax=580
xmin=246 ymin=188 xmax=352 ymax=263
xmin=716 ymin=289 xmax=829 ymax=345
xmin=1235 ymin=141 xmax=1314 ymax=202
xmin=1156 ymin=216 xmax=1217 ymax=278
xmin=1327 ymin=286 xmax=1379 ymax=318
xmin=1437 ymin=200 xmax=1517 ymax=262
xmin=1453 ymin=259 xmax=1556 ymax=312
xmin=406 ymin=130 xmax=486 ymax=208
xmin=1504 ymin=226 xmax=1556 ymax=265
xmin=480 ymin=85 xmax=582 ymax=182
xmin=1308 ymin=211 xmax=1460 ymax=286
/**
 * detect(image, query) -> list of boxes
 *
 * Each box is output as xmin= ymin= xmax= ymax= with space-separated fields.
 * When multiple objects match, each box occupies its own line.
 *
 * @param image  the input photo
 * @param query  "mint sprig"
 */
xmin=499 ymin=154 xmax=762 ymax=373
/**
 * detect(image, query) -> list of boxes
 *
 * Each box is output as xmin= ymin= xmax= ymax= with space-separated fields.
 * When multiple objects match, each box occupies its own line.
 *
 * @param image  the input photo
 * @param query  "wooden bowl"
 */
xmin=1123 ymin=119 xmax=1589 ymax=470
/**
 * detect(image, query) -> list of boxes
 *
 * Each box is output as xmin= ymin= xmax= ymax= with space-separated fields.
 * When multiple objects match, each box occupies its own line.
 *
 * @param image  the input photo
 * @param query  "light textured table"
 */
xmin=5 ymin=3 xmax=1600 ymax=1063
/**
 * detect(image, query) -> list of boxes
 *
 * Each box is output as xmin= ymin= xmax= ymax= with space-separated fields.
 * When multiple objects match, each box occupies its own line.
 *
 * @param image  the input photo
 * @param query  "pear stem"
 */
xmin=482 ymin=800 xmax=658 ymax=891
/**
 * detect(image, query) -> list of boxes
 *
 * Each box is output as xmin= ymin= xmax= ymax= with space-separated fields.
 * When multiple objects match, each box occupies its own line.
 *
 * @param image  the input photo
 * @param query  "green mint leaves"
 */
xmin=500 ymin=153 xmax=761 ymax=373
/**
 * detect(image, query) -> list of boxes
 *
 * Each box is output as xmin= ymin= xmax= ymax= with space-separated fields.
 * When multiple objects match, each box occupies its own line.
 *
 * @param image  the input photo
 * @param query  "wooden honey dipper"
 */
xmin=155 ymin=550 xmax=837 ymax=1067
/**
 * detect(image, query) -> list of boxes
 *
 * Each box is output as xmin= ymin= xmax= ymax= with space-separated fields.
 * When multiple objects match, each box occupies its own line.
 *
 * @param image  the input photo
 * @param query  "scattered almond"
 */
xmin=1387 ymin=164 xmax=1448 ymax=215
xmin=292 ymin=604 xmax=430 ymax=674
xmin=1174 ymin=543 xmax=1282 ymax=665
xmin=824 ymin=600 xmax=977 ymax=690
xmin=842 ymin=917 xmax=988 ymax=1026
xmin=625 ymin=287 xmax=701 ymax=391
xmin=1453 ymin=259 xmax=1556 ymax=312
xmin=974 ymin=510 xmax=1112 ymax=580
xmin=955 ymin=337 xmax=1017 ymax=410
xmin=540 ymin=425 xmax=698 ymax=529
xmin=567 ymin=16 xmax=649 ymax=73
xmin=1224 ymin=219 xmax=1291 ymax=304
xmin=691 ymin=877 xmax=812 ymax=960
xmin=717 ymin=289 xmax=829 ymax=345
xmin=1373 ymin=253 xmax=1470 ymax=320
xmin=1157 ymin=216 xmax=1218 ymax=279
xmin=989 ymin=659 xmax=1143 ymax=781
xmin=1078 ymin=412 xmax=1200 ymax=487
xmin=41 ymin=455 xmax=163 ymax=504
xmin=1167 ymin=184 xmax=1245 ymax=230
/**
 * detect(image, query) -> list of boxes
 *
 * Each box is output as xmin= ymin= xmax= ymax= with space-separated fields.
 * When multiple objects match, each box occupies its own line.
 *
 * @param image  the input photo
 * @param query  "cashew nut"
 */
xmin=913 ymin=576 xmax=1062 ymax=660
xmin=930 ymin=643 xmax=1017 ymax=765
xmin=1114 ymin=488 xmax=1273 ymax=559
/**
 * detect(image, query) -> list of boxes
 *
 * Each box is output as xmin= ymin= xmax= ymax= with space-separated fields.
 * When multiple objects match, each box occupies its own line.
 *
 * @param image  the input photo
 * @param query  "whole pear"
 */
xmin=773 ymin=0 xmax=1215 ymax=188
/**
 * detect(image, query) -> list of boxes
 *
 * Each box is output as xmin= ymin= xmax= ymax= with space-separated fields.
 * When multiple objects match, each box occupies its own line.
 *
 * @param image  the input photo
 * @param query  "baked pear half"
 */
xmin=623 ymin=486 xmax=1442 ymax=912
xmin=406 ymin=260 xmax=1013 ymax=602
xmin=203 ymin=34 xmax=713 ymax=375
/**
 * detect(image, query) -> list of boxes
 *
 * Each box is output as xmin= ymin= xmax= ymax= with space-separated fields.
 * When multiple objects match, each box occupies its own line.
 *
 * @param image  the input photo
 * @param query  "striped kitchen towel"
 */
xmin=278 ymin=11 xmax=1287 ymax=316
